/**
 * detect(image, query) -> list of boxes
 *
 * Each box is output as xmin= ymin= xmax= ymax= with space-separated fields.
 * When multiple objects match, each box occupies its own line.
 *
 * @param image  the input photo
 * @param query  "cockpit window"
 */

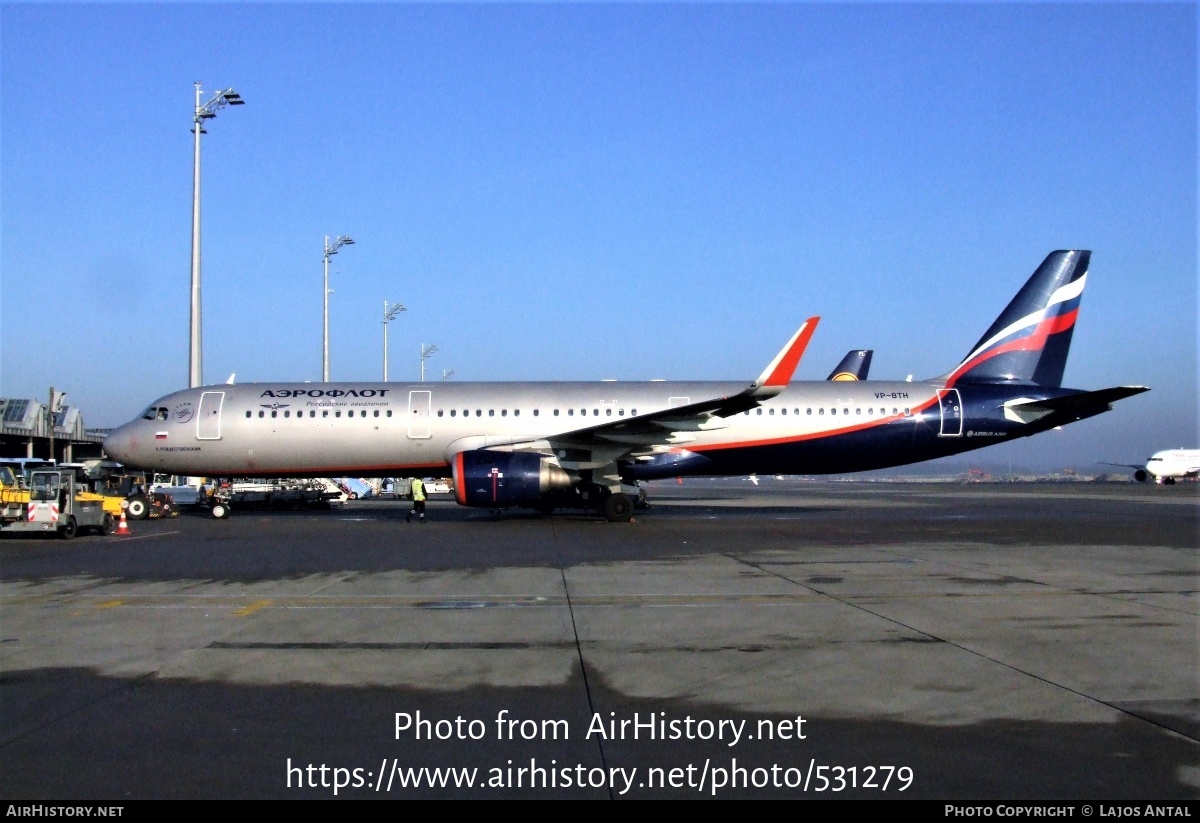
xmin=141 ymin=406 xmax=169 ymax=421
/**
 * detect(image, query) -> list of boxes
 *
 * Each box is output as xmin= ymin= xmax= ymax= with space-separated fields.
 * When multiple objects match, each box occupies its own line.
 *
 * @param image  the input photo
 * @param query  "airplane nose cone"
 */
xmin=103 ymin=426 xmax=135 ymax=463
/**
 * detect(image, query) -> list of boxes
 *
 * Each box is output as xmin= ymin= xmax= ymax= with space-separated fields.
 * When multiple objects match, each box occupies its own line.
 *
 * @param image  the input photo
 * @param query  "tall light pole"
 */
xmin=190 ymin=83 xmax=244 ymax=388
xmin=420 ymin=343 xmax=438 ymax=382
xmin=441 ymin=369 xmax=455 ymax=382
xmin=382 ymin=300 xmax=405 ymax=381
xmin=322 ymin=235 xmax=354 ymax=381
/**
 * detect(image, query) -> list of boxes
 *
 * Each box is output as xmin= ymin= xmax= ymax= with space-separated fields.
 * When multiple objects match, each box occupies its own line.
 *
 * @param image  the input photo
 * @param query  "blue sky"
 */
xmin=1 ymin=3 xmax=1195 ymax=470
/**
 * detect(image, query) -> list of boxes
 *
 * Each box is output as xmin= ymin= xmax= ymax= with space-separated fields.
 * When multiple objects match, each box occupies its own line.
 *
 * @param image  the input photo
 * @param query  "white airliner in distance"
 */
xmin=1102 ymin=450 xmax=1200 ymax=485
xmin=105 ymin=251 xmax=1147 ymax=521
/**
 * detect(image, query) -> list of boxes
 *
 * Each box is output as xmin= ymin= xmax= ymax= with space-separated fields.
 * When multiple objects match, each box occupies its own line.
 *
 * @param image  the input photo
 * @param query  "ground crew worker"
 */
xmin=406 ymin=477 xmax=427 ymax=523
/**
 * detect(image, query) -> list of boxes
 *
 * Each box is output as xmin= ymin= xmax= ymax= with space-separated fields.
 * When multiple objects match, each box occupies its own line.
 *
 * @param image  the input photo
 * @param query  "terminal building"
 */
xmin=0 ymin=398 xmax=107 ymax=462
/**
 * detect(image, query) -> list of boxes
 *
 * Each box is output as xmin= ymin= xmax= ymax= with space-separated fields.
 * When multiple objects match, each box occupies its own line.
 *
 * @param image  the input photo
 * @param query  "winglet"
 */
xmin=751 ymin=317 xmax=819 ymax=396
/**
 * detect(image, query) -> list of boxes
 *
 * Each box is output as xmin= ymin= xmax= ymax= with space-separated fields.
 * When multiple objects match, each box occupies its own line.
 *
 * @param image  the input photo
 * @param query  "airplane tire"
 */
xmin=211 ymin=503 xmax=231 ymax=519
xmin=634 ymin=488 xmax=650 ymax=510
xmin=61 ymin=516 xmax=77 ymax=540
xmin=602 ymin=493 xmax=633 ymax=523
xmin=1165 ymin=477 xmax=1176 ymax=485
xmin=125 ymin=495 xmax=149 ymax=520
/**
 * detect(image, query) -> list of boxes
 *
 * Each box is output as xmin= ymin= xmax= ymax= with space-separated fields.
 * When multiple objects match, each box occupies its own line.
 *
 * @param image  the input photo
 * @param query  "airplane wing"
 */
xmin=474 ymin=318 xmax=819 ymax=470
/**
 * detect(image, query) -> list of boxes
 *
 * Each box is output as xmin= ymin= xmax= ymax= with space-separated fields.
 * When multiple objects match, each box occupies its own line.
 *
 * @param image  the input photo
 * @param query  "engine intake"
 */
xmin=452 ymin=450 xmax=573 ymax=508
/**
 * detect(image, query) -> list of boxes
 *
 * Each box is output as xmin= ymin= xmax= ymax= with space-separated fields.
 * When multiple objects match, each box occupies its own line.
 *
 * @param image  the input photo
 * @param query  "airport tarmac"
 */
xmin=1 ymin=480 xmax=1196 ymax=799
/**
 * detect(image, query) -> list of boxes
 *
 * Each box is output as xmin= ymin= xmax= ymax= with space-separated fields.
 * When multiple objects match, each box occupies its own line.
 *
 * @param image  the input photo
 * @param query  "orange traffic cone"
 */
xmin=116 ymin=510 xmax=131 ymax=536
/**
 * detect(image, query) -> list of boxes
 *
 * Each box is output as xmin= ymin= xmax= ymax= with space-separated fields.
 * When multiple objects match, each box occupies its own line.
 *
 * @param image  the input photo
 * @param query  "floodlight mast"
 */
xmin=189 ymin=83 xmax=244 ymax=388
xmin=322 ymin=235 xmax=354 ymax=381
xmin=420 ymin=343 xmax=438 ymax=382
xmin=382 ymin=300 xmax=405 ymax=381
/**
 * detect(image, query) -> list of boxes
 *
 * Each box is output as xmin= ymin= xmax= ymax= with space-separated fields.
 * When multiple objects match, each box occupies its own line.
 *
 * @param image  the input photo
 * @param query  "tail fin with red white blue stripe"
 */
xmin=946 ymin=250 xmax=1089 ymax=388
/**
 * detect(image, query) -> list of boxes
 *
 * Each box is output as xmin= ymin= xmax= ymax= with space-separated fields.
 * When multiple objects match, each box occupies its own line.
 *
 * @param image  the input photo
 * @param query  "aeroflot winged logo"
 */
xmin=261 ymin=388 xmax=392 ymax=398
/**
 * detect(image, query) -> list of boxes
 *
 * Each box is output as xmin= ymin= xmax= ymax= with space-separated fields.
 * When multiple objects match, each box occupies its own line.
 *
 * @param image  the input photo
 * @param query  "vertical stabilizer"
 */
xmin=946 ymin=250 xmax=1089 ymax=388
xmin=827 ymin=350 xmax=873 ymax=381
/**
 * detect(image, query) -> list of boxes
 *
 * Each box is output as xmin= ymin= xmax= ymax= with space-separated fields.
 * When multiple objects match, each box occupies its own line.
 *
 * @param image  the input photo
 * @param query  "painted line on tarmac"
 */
xmin=111 ymin=530 xmax=182 ymax=541
xmin=233 ymin=599 xmax=273 ymax=616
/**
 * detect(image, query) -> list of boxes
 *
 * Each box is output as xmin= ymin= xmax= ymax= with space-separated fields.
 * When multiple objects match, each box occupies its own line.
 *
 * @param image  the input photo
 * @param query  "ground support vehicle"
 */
xmin=87 ymin=471 xmax=178 ymax=520
xmin=207 ymin=479 xmax=345 ymax=519
xmin=1 ymin=469 xmax=111 ymax=538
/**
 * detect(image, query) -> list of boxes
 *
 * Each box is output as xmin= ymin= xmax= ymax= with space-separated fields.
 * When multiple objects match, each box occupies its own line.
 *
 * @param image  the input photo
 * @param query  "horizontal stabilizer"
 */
xmin=1003 ymin=386 xmax=1148 ymax=424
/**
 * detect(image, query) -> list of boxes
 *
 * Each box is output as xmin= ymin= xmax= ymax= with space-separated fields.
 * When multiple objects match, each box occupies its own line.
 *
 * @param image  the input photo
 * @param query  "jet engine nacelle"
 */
xmin=452 ymin=450 xmax=573 ymax=508
xmin=1134 ymin=469 xmax=1149 ymax=483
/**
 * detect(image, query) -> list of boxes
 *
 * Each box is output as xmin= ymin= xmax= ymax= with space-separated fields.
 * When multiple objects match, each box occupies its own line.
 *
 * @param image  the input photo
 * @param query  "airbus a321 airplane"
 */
xmin=105 ymin=250 xmax=1147 ymax=521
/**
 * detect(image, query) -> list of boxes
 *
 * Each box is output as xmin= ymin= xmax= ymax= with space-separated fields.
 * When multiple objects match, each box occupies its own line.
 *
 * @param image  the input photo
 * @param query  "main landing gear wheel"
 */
xmin=601 ymin=493 xmax=633 ymax=523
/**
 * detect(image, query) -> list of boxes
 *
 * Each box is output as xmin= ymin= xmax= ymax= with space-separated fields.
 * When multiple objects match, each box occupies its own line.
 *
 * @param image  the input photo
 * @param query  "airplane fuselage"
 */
xmin=1142 ymin=449 xmax=1200 ymax=483
xmin=104 ymin=378 xmax=1091 ymax=480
